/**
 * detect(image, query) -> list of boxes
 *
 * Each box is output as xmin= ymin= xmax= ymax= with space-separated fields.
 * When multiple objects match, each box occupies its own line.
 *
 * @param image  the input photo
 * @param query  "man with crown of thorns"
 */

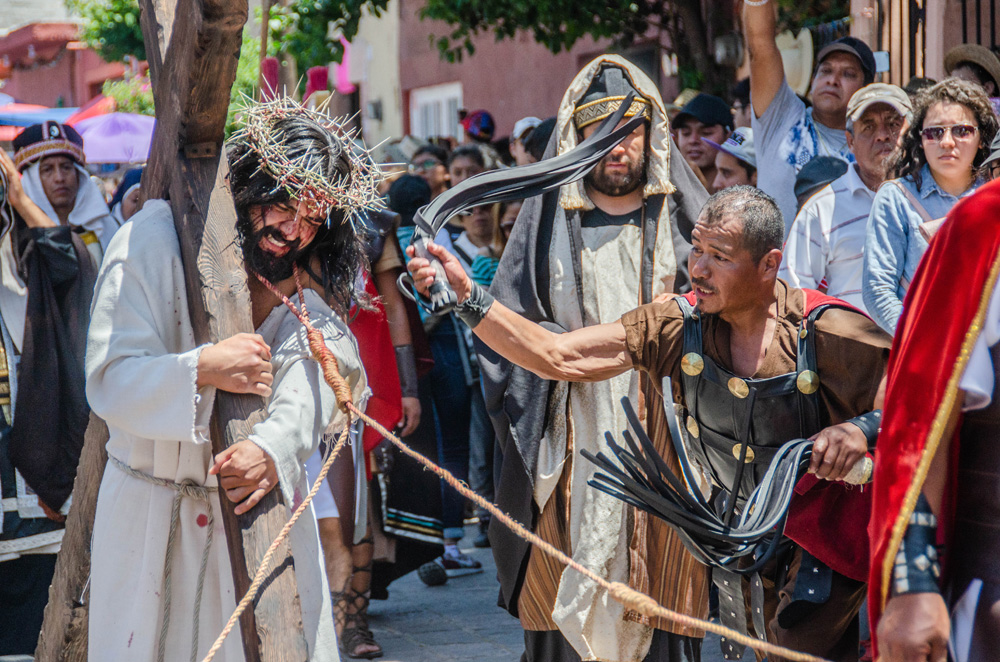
xmin=84 ymin=97 xmax=381 ymax=661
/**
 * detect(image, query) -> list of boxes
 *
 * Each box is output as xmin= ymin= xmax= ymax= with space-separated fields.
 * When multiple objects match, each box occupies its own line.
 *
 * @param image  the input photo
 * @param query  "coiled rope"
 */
xmin=200 ymin=270 xmax=832 ymax=662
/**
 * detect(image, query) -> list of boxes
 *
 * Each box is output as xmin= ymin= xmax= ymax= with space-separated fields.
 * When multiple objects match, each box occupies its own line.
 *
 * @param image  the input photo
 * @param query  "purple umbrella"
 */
xmin=75 ymin=112 xmax=155 ymax=164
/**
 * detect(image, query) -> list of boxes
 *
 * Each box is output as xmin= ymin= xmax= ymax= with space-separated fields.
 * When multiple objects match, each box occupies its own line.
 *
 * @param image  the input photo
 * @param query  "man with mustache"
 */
xmin=744 ymin=0 xmax=876 ymax=230
xmin=480 ymin=55 xmax=709 ymax=662
xmin=84 ymin=100 xmax=376 ymax=661
xmin=780 ymin=84 xmax=912 ymax=315
xmin=412 ymin=185 xmax=891 ymax=662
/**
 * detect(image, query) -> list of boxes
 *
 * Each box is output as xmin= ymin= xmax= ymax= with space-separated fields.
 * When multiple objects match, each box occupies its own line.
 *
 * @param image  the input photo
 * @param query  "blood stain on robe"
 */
xmin=197 ymin=513 xmax=209 ymax=527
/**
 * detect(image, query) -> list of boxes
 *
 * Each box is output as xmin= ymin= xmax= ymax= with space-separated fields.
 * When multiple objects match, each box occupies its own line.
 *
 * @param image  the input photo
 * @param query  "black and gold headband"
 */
xmin=574 ymin=95 xmax=652 ymax=131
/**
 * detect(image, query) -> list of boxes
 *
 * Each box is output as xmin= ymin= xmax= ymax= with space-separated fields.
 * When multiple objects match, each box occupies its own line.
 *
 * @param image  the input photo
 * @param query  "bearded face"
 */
xmin=237 ymin=202 xmax=322 ymax=283
xmin=581 ymin=121 xmax=647 ymax=197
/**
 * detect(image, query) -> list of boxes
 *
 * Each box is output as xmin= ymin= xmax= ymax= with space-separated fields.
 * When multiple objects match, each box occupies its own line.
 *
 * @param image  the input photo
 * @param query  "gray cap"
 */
xmin=703 ymin=127 xmax=755 ymax=168
xmin=847 ymin=83 xmax=913 ymax=123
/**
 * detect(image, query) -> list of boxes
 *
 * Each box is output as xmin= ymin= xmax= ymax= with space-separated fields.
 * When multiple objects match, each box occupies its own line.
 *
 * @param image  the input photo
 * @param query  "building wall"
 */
xmin=2 ymin=47 xmax=122 ymax=107
xmin=349 ymin=0 xmax=405 ymax=147
xmin=397 ymin=0 xmax=615 ymax=139
xmin=0 ymin=0 xmax=72 ymax=34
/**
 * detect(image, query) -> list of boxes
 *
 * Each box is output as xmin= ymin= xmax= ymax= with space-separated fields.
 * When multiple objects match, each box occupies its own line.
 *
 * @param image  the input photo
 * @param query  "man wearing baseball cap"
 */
xmin=781 ymin=83 xmax=912 ymax=313
xmin=12 ymin=121 xmax=118 ymax=259
xmin=744 ymin=0 xmax=876 ymax=231
xmin=510 ymin=116 xmax=542 ymax=165
xmin=704 ymin=126 xmax=756 ymax=190
xmin=671 ymin=93 xmax=733 ymax=192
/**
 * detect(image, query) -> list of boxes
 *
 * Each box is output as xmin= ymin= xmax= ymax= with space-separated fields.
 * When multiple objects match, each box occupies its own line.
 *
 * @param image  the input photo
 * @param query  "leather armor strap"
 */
xmin=846 ymin=409 xmax=882 ymax=449
xmin=890 ymin=493 xmax=941 ymax=596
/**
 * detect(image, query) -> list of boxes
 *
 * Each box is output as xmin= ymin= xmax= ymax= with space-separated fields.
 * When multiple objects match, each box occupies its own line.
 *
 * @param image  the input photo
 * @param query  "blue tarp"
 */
xmin=0 ymin=107 xmax=79 ymax=127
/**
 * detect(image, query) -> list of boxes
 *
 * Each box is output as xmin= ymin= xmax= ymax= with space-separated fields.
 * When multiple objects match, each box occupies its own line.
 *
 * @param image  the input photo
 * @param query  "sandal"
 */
xmin=339 ymin=538 xmax=383 ymax=659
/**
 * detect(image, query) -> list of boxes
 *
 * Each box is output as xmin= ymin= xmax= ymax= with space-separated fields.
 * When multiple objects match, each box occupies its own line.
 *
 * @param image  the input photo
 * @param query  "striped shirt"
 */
xmin=780 ymin=164 xmax=875 ymax=313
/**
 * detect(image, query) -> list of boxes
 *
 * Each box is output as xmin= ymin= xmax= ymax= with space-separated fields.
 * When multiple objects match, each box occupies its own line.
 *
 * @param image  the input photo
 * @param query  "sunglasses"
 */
xmin=919 ymin=124 xmax=979 ymax=142
xmin=409 ymin=158 xmax=443 ymax=173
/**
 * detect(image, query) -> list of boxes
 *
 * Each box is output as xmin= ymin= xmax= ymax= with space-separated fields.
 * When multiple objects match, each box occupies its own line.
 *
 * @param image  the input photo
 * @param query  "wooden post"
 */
xmin=34 ymin=414 xmax=108 ymax=662
xmin=138 ymin=0 xmax=310 ymax=659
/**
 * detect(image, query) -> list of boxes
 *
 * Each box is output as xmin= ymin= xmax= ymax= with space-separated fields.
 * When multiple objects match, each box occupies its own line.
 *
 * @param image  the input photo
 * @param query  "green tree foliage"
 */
xmin=267 ymin=0 xmax=389 ymax=74
xmin=102 ymin=77 xmax=155 ymax=115
xmin=227 ymin=32 xmax=262 ymax=136
xmin=65 ymin=0 xmax=146 ymax=63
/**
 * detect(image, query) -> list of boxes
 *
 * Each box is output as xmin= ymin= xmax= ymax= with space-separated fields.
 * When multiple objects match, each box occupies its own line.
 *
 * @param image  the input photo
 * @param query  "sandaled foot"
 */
xmin=340 ymin=623 xmax=383 ymax=659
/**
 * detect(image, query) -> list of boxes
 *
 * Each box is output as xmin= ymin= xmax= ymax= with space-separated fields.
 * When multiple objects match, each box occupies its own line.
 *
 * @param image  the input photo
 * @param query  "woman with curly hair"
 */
xmin=862 ymin=77 xmax=999 ymax=333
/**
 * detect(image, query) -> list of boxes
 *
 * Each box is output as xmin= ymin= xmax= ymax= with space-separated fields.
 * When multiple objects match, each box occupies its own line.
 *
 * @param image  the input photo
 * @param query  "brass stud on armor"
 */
xmin=728 ymin=377 xmax=749 ymax=398
xmin=686 ymin=416 xmax=700 ymax=438
xmin=681 ymin=353 xmax=704 ymax=376
xmin=796 ymin=370 xmax=820 ymax=395
xmin=732 ymin=444 xmax=755 ymax=463
xmin=799 ymin=327 xmax=808 ymax=339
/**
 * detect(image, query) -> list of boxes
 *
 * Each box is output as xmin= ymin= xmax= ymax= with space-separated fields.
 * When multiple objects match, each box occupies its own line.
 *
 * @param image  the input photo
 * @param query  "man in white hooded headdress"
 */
xmin=479 ymin=55 xmax=710 ymax=662
xmin=0 ymin=136 xmax=98 ymax=655
xmin=12 ymin=121 xmax=119 ymax=261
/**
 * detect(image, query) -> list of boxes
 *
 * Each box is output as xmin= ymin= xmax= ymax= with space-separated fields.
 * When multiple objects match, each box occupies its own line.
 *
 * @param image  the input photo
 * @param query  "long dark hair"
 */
xmin=227 ymin=115 xmax=371 ymax=316
xmin=891 ymin=77 xmax=999 ymax=189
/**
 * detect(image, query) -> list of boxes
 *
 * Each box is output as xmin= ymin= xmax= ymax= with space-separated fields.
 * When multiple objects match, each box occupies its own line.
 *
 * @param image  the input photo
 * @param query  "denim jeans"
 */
xmin=427 ymin=316 xmax=472 ymax=540
xmin=468 ymin=379 xmax=495 ymax=517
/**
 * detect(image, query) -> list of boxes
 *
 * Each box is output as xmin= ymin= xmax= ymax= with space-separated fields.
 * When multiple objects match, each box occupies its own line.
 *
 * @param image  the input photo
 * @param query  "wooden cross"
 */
xmin=36 ymin=0 xmax=310 ymax=659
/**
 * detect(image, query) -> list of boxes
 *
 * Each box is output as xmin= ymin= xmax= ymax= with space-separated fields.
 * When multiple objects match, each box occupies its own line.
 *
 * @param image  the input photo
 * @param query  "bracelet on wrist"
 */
xmin=454 ymin=281 xmax=495 ymax=328
xmin=394 ymin=344 xmax=419 ymax=398
xmin=890 ymin=493 xmax=941 ymax=597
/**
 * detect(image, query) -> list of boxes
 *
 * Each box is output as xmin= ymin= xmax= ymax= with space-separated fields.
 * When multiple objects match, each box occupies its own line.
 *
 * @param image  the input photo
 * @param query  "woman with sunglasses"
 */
xmin=863 ymin=78 xmax=999 ymax=333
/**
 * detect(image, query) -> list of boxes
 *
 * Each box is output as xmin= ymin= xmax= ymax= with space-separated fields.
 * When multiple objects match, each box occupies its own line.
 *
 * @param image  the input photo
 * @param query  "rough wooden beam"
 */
xmin=33 ymin=414 xmax=108 ymax=662
xmin=138 ymin=0 xmax=310 ymax=659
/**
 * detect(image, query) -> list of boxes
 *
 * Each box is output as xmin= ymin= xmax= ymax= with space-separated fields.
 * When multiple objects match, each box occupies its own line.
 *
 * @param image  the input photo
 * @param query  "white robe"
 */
xmin=541 ymin=212 xmax=675 ymax=662
xmin=85 ymin=199 xmax=365 ymax=661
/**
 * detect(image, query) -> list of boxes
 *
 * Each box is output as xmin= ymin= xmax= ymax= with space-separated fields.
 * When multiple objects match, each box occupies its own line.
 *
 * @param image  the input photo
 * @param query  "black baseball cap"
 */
xmin=816 ymin=37 xmax=876 ymax=85
xmin=671 ymin=94 xmax=733 ymax=131
xmin=794 ymin=156 xmax=849 ymax=210
xmin=387 ymin=174 xmax=432 ymax=227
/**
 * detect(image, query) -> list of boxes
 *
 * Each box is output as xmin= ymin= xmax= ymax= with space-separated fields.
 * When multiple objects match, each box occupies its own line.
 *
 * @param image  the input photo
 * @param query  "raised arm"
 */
xmin=406 ymin=241 xmax=633 ymax=383
xmin=742 ymin=0 xmax=786 ymax=118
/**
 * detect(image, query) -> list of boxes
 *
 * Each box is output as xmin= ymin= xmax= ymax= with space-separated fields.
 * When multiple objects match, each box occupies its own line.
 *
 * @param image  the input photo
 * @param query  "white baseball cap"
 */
xmin=703 ymin=127 xmax=756 ymax=169
xmin=512 ymin=116 xmax=542 ymax=141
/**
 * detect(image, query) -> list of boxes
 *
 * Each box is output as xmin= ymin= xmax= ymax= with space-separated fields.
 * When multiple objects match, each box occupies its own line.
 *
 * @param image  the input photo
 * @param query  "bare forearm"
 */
xmin=14 ymin=195 xmax=57 ymax=229
xmin=471 ymin=300 xmax=631 ymax=383
xmin=375 ymin=268 xmax=413 ymax=346
xmin=742 ymin=0 xmax=784 ymax=117
xmin=922 ymin=393 xmax=963 ymax=515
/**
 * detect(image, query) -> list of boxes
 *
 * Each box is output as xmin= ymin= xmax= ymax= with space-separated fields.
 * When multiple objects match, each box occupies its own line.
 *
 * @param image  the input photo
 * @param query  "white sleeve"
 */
xmin=85 ymin=258 xmax=216 ymax=442
xmin=780 ymin=197 xmax=827 ymax=290
xmin=960 ymin=280 xmax=1000 ymax=411
xmin=248 ymin=331 xmax=363 ymax=504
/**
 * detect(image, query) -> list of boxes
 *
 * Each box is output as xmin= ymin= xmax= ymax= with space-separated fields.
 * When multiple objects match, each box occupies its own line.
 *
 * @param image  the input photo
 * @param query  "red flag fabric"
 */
xmin=868 ymin=179 xmax=1000 ymax=650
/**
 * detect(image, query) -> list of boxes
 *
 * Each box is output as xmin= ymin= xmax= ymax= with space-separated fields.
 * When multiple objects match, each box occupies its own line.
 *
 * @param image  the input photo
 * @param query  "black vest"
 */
xmin=676 ymin=296 xmax=839 ymax=502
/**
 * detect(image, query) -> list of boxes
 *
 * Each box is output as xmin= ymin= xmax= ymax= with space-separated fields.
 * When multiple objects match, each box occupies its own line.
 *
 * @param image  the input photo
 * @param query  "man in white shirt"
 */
xmin=744 ymin=1 xmax=876 ymax=230
xmin=780 ymin=84 xmax=911 ymax=312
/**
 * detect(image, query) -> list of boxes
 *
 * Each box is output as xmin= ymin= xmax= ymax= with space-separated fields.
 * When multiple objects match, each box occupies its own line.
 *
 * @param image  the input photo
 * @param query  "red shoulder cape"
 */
xmin=868 ymin=179 xmax=1000 ymax=648
xmin=680 ymin=289 xmax=871 ymax=580
xmin=349 ymin=273 xmax=403 ymax=479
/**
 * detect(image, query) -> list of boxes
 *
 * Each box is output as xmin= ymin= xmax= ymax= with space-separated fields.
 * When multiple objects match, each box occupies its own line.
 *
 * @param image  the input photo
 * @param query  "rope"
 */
xmin=202 ymin=270 xmax=832 ymax=662
xmin=107 ymin=454 xmax=216 ymax=662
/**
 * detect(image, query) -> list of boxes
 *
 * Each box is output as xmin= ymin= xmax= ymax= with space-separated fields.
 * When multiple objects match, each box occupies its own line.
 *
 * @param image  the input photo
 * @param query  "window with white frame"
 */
xmin=409 ymin=82 xmax=462 ymax=143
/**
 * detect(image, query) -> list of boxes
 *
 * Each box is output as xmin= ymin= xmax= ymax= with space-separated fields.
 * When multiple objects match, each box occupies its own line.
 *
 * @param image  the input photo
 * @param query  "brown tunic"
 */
xmin=518 ymin=281 xmax=890 ymax=635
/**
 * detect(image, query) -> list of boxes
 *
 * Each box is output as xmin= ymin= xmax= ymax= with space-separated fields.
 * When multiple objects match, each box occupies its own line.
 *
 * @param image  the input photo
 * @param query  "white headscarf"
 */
xmin=21 ymin=162 xmax=119 ymax=250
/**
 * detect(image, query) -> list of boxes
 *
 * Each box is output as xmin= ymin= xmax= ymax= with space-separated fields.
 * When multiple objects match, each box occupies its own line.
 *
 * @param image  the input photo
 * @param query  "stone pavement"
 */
xmin=366 ymin=526 xmax=747 ymax=662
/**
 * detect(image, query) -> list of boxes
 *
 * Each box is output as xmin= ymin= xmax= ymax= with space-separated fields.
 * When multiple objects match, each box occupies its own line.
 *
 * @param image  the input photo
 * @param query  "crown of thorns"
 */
xmin=227 ymin=95 xmax=385 ymax=228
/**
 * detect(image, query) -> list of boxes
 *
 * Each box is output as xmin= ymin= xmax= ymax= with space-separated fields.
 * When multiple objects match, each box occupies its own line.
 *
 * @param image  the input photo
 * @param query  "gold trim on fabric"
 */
xmin=13 ymin=140 xmax=85 ymax=171
xmin=879 ymin=251 xmax=1000 ymax=612
xmin=574 ymin=96 xmax=652 ymax=130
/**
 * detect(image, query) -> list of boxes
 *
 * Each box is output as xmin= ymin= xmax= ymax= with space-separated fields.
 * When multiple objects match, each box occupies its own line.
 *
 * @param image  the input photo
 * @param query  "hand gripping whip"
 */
xmin=582 ymin=378 xmax=873 ymax=573
xmin=398 ymin=93 xmax=646 ymax=314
